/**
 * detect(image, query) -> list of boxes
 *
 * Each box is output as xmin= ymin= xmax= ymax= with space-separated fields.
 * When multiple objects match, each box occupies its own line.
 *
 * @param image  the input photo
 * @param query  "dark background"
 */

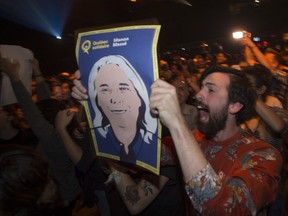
xmin=1 ymin=0 xmax=288 ymax=75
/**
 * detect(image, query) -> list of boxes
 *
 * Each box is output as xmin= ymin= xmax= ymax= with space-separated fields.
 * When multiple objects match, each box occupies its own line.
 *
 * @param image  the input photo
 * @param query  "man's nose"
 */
xmin=195 ymin=90 xmax=204 ymax=102
xmin=110 ymin=98 xmax=117 ymax=104
xmin=110 ymin=97 xmax=123 ymax=104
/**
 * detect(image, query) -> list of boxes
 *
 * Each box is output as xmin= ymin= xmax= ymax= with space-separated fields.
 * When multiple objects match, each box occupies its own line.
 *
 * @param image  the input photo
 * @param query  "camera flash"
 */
xmin=233 ymin=31 xmax=244 ymax=39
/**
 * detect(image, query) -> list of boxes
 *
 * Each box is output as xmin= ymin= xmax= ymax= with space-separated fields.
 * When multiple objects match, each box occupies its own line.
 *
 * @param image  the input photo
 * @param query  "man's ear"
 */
xmin=229 ymin=102 xmax=243 ymax=114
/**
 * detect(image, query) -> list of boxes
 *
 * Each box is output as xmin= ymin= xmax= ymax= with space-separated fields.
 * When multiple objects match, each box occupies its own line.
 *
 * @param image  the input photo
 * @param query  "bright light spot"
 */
xmin=56 ymin=36 xmax=62 ymax=39
xmin=60 ymin=72 xmax=70 ymax=77
xmin=232 ymin=31 xmax=244 ymax=39
xmin=254 ymin=0 xmax=260 ymax=6
xmin=253 ymin=37 xmax=260 ymax=42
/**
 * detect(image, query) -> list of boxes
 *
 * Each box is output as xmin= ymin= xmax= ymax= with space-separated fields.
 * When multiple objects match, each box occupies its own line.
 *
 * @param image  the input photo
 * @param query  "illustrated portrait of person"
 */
xmin=88 ymin=55 xmax=158 ymax=167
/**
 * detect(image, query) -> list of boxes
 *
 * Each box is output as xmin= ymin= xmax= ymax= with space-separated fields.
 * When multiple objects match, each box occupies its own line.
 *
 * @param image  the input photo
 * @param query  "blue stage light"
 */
xmin=0 ymin=0 xmax=74 ymax=38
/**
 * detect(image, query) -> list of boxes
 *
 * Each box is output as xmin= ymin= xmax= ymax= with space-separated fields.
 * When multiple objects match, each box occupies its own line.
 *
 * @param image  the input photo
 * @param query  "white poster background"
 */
xmin=0 ymin=45 xmax=33 ymax=106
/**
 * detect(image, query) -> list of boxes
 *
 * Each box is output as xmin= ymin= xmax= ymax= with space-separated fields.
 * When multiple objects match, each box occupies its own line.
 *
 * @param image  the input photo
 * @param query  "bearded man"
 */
xmin=150 ymin=66 xmax=282 ymax=215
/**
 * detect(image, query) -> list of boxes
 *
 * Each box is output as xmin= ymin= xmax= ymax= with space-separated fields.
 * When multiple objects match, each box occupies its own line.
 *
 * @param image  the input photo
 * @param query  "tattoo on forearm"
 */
xmin=143 ymin=180 xmax=153 ymax=196
xmin=124 ymin=185 xmax=140 ymax=205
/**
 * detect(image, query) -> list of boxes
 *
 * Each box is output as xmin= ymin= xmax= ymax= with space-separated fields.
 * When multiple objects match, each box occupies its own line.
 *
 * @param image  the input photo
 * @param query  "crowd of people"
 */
xmin=0 ymin=32 xmax=288 ymax=216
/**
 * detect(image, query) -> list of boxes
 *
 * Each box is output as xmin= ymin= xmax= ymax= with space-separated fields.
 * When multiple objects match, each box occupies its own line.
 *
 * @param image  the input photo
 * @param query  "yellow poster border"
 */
xmin=75 ymin=25 xmax=162 ymax=175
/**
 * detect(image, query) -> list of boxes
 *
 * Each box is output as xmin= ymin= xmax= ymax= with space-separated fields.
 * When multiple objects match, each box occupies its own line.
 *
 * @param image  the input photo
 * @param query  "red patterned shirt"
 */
xmin=185 ymin=130 xmax=282 ymax=215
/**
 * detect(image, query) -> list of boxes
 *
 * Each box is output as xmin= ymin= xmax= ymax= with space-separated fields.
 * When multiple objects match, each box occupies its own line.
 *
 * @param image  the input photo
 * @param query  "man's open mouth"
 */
xmin=191 ymin=100 xmax=209 ymax=112
xmin=111 ymin=110 xmax=127 ymax=114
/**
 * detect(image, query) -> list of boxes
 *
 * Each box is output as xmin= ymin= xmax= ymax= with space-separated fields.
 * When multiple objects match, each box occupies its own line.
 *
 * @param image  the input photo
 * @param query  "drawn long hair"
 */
xmin=88 ymin=55 xmax=157 ymax=143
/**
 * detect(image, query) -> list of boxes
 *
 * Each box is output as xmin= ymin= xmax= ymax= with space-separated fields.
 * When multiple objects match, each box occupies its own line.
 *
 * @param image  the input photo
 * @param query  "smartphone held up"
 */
xmin=232 ymin=31 xmax=251 ymax=39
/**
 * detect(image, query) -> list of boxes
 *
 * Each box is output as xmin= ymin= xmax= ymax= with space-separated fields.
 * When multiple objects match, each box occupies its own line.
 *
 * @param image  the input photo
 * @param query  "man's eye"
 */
xmin=119 ymin=87 xmax=130 ymax=91
xmin=208 ymin=88 xmax=215 ymax=93
xmin=100 ymin=87 xmax=110 ymax=93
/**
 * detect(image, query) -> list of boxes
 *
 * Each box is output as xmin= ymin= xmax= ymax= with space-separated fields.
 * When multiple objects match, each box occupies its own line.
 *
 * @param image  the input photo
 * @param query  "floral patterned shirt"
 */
xmin=185 ymin=130 xmax=282 ymax=215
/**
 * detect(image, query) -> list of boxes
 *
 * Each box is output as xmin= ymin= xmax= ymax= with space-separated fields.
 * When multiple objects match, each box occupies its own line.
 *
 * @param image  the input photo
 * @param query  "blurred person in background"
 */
xmin=0 ymin=144 xmax=62 ymax=216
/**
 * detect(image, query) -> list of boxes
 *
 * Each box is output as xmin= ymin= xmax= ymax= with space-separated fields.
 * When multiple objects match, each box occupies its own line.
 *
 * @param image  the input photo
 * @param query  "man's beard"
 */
xmin=196 ymin=103 xmax=229 ymax=138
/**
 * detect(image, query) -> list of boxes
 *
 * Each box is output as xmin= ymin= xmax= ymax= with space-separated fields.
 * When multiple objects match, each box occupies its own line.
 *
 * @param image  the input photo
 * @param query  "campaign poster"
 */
xmin=76 ymin=25 xmax=161 ymax=174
